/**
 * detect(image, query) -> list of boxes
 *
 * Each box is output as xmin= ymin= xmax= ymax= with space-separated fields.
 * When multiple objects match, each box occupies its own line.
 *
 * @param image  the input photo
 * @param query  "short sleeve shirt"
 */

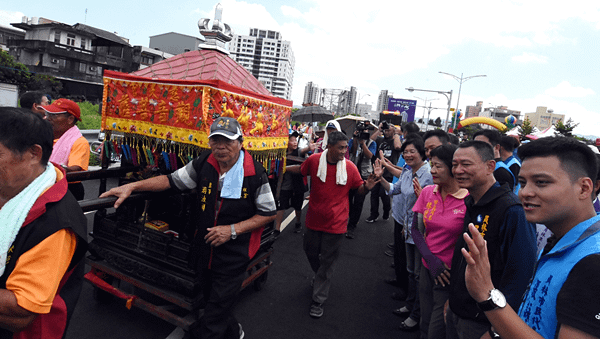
xmin=301 ymin=154 xmax=363 ymax=234
xmin=169 ymin=153 xmax=276 ymax=215
xmin=7 ymin=230 xmax=77 ymax=313
xmin=556 ymin=253 xmax=600 ymax=337
xmin=412 ymin=185 xmax=468 ymax=268
xmin=67 ymin=136 xmax=90 ymax=171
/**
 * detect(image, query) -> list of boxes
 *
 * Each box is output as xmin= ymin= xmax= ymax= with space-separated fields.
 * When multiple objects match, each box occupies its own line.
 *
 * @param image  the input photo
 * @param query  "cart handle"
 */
xmin=84 ymin=271 xmax=137 ymax=309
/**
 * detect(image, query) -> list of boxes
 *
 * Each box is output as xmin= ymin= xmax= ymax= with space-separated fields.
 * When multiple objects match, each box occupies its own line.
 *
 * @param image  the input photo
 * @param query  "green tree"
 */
xmin=0 ymin=50 xmax=62 ymax=97
xmin=554 ymin=118 xmax=578 ymax=137
xmin=519 ymin=118 xmax=534 ymax=140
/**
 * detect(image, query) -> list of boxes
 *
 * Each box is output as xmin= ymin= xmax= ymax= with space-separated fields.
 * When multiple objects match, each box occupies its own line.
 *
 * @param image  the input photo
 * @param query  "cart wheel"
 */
xmin=253 ymin=271 xmax=268 ymax=291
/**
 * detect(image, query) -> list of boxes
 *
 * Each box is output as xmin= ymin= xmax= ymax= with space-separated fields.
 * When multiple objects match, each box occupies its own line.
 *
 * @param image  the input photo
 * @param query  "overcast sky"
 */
xmin=2 ymin=1 xmax=599 ymax=136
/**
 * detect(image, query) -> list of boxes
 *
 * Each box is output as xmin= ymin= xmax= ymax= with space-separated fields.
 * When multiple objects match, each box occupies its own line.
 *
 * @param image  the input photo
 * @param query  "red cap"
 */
xmin=41 ymin=98 xmax=81 ymax=121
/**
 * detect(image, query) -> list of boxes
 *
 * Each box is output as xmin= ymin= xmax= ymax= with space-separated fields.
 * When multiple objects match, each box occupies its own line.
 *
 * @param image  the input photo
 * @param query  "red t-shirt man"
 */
xmin=300 ymin=153 xmax=363 ymax=234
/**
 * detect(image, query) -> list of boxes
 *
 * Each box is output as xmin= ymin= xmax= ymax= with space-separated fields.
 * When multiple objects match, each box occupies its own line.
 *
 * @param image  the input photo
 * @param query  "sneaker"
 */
xmin=294 ymin=223 xmax=302 ymax=233
xmin=238 ymin=323 xmax=245 ymax=339
xmin=309 ymin=302 xmax=324 ymax=318
xmin=382 ymin=212 xmax=390 ymax=221
xmin=345 ymin=229 xmax=355 ymax=239
xmin=365 ymin=216 xmax=377 ymax=223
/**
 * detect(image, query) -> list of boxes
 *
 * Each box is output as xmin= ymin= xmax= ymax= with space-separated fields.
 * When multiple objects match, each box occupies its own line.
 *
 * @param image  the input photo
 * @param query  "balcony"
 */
xmin=26 ymin=65 xmax=103 ymax=84
xmin=8 ymin=39 xmax=132 ymax=70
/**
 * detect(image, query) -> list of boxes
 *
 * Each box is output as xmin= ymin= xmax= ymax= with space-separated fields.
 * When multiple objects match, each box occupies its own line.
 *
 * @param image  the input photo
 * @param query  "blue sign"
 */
xmin=387 ymin=98 xmax=417 ymax=122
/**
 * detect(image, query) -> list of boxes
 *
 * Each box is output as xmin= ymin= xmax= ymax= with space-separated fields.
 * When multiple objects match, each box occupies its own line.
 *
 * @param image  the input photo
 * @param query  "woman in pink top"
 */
xmin=412 ymin=143 xmax=468 ymax=339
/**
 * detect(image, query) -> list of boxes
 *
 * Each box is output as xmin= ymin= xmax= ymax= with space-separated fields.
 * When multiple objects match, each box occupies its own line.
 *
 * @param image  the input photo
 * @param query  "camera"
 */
xmin=355 ymin=121 xmax=374 ymax=140
xmin=380 ymin=121 xmax=390 ymax=131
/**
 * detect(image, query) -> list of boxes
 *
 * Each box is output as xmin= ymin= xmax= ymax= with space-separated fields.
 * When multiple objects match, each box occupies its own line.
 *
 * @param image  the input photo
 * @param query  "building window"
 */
xmin=80 ymin=38 xmax=86 ymax=49
xmin=141 ymin=56 xmax=154 ymax=65
xmin=54 ymin=31 xmax=61 ymax=43
xmin=67 ymin=33 xmax=76 ymax=46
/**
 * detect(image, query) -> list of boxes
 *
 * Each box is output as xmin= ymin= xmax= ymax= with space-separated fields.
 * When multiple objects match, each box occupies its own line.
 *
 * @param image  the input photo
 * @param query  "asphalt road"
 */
xmin=66 ymin=178 xmax=420 ymax=339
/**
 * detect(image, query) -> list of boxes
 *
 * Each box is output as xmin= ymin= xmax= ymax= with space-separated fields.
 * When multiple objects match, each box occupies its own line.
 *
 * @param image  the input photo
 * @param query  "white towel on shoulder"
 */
xmin=316 ymin=150 xmax=347 ymax=185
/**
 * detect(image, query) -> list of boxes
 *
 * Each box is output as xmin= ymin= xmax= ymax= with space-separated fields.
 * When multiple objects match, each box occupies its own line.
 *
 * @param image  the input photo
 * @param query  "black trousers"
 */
xmin=369 ymin=182 xmax=391 ymax=219
xmin=347 ymin=188 xmax=367 ymax=231
xmin=194 ymin=268 xmax=246 ymax=339
xmin=393 ymin=220 xmax=409 ymax=292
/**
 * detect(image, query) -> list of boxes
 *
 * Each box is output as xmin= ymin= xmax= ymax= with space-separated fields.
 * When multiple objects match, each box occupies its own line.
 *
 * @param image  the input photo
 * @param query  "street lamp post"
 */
xmin=406 ymin=87 xmax=453 ymax=131
xmin=413 ymin=96 xmax=439 ymax=130
xmin=438 ymin=72 xmax=487 ymax=130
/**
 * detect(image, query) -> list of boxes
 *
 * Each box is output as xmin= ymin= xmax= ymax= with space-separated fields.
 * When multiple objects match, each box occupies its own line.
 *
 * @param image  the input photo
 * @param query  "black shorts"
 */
xmin=277 ymin=189 xmax=304 ymax=211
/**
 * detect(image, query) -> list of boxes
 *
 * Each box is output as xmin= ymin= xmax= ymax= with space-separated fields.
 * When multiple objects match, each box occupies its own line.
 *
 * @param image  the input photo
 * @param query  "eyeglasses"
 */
xmin=44 ymin=112 xmax=69 ymax=120
xmin=403 ymin=149 xmax=418 ymax=156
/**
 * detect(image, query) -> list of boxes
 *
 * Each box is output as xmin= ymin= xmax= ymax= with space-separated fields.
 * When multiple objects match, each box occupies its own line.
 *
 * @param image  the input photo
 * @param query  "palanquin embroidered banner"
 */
xmin=101 ymin=71 xmax=293 ymax=152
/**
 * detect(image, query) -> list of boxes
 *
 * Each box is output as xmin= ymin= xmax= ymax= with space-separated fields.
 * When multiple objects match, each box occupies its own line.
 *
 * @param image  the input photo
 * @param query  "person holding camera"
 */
xmin=366 ymin=121 xmax=402 ymax=223
xmin=346 ymin=121 xmax=377 ymax=239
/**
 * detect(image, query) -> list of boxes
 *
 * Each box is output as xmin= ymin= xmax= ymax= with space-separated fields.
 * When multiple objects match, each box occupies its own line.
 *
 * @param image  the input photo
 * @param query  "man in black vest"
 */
xmin=0 ymin=107 xmax=87 ymax=338
xmin=101 ymin=117 xmax=276 ymax=339
xmin=366 ymin=121 xmax=401 ymax=223
xmin=446 ymin=140 xmax=537 ymax=339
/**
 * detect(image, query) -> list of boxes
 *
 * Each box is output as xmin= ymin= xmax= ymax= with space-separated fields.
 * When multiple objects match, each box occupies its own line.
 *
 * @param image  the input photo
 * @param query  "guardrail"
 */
xmin=81 ymin=129 xmax=100 ymax=142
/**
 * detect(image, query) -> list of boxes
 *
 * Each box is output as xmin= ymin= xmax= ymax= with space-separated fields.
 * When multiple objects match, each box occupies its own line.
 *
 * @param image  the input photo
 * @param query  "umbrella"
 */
xmin=335 ymin=115 xmax=378 ymax=137
xmin=291 ymin=106 xmax=334 ymax=123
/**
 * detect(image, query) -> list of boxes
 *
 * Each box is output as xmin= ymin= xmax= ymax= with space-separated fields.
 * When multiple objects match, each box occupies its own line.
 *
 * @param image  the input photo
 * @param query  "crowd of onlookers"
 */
xmin=279 ymin=120 xmax=600 ymax=339
xmin=4 ymin=91 xmax=599 ymax=339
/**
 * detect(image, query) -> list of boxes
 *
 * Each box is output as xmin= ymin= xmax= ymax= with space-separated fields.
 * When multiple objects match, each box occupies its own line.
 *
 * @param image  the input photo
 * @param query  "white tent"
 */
xmin=528 ymin=125 xmax=556 ymax=139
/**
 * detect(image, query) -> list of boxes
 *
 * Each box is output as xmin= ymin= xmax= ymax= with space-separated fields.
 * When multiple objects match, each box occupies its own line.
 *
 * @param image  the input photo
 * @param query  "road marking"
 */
xmin=279 ymin=199 xmax=309 ymax=231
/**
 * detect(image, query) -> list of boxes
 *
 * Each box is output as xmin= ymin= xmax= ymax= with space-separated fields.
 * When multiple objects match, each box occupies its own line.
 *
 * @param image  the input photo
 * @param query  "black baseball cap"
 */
xmin=289 ymin=130 xmax=300 ymax=138
xmin=209 ymin=117 xmax=243 ymax=140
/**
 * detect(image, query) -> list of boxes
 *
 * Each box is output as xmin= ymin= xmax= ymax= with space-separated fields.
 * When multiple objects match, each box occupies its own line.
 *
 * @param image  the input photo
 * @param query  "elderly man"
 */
xmin=42 ymin=98 xmax=90 ymax=200
xmin=101 ymin=117 xmax=276 ymax=339
xmin=0 ymin=107 xmax=88 ymax=338
xmin=287 ymin=131 xmax=379 ymax=318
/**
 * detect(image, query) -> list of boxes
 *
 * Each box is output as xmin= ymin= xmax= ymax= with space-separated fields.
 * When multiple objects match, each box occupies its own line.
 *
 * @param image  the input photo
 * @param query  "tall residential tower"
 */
xmin=229 ymin=28 xmax=295 ymax=100
xmin=303 ymin=81 xmax=322 ymax=106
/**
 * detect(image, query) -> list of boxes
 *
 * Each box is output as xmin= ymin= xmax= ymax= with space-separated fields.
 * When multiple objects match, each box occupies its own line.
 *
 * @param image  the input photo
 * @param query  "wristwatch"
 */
xmin=488 ymin=328 xmax=501 ymax=338
xmin=477 ymin=288 xmax=507 ymax=312
xmin=230 ymin=224 xmax=237 ymax=240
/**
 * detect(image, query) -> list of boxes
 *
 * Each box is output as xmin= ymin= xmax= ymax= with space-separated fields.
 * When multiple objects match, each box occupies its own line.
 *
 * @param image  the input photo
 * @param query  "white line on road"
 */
xmin=279 ymin=199 xmax=309 ymax=231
